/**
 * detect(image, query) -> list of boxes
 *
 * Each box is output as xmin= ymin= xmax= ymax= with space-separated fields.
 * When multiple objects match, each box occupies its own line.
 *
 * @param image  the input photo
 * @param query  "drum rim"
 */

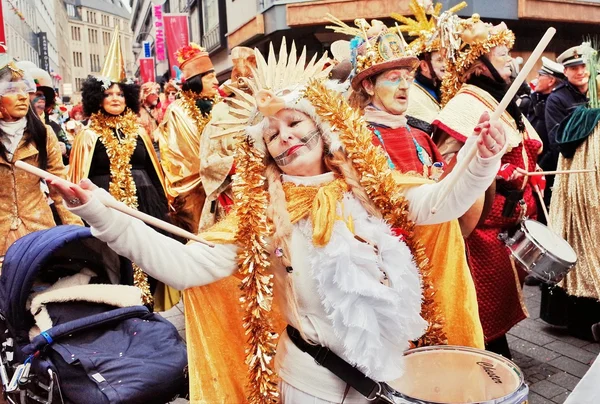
xmin=393 ymin=345 xmax=526 ymax=404
xmin=521 ymin=220 xmax=577 ymax=265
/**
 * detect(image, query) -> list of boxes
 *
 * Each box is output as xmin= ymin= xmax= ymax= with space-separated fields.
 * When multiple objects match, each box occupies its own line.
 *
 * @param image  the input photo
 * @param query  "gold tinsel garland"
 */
xmin=232 ymin=136 xmax=279 ymax=404
xmin=179 ymin=90 xmax=220 ymax=134
xmin=89 ymin=110 xmax=153 ymax=306
xmin=441 ymin=30 xmax=515 ymax=106
xmin=304 ymin=80 xmax=447 ymax=347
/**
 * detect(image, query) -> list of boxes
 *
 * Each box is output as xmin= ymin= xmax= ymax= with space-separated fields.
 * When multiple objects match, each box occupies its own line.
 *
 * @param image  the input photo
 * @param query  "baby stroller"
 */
xmin=0 ymin=225 xmax=188 ymax=403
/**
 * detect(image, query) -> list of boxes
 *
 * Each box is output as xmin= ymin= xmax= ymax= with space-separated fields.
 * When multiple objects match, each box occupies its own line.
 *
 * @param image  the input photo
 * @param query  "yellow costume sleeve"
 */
xmin=393 ymin=172 xmax=485 ymax=348
xmin=45 ymin=128 xmax=83 ymax=226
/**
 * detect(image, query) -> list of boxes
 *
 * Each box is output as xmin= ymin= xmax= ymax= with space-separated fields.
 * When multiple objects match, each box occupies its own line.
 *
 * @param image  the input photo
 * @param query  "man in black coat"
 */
xmin=544 ymin=45 xmax=590 ymax=172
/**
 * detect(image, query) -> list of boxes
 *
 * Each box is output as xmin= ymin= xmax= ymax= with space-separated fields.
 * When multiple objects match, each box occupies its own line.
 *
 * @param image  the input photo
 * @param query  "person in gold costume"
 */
xmin=68 ymin=27 xmax=177 ymax=311
xmin=50 ymin=40 xmax=507 ymax=403
xmin=0 ymin=61 xmax=82 ymax=262
xmin=156 ymin=43 xmax=220 ymax=234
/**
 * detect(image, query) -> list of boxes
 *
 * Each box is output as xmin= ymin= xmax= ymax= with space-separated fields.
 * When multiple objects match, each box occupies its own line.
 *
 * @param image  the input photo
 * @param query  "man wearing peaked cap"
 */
xmin=523 ymin=57 xmax=564 ymax=232
xmin=543 ymin=44 xmax=592 ymax=204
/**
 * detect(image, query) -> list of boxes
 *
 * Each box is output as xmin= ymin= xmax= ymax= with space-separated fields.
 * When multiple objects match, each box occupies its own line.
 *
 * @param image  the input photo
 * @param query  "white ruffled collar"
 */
xmin=281 ymin=171 xmax=335 ymax=186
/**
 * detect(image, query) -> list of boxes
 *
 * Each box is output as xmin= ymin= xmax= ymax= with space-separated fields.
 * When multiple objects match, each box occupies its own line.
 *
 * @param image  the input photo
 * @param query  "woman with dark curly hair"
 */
xmin=68 ymin=32 xmax=176 ymax=310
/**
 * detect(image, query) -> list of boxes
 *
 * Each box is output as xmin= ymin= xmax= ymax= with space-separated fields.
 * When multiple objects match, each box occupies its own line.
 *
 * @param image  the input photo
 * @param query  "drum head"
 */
xmin=389 ymin=346 xmax=524 ymax=403
xmin=524 ymin=220 xmax=577 ymax=264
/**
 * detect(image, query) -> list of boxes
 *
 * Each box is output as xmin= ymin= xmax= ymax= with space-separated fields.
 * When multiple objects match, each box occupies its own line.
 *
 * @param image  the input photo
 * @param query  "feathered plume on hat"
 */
xmin=392 ymin=0 xmax=467 ymax=56
xmin=325 ymin=14 xmax=419 ymax=90
xmin=436 ymin=13 xmax=515 ymax=105
xmin=175 ymin=42 xmax=214 ymax=79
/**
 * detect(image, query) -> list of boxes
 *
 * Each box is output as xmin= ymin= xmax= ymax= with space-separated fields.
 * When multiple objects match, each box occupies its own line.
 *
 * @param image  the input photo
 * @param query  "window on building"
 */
xmin=88 ymin=29 xmax=98 ymax=44
xmin=73 ymin=52 xmax=83 ymax=67
xmin=103 ymin=31 xmax=111 ymax=46
xmin=102 ymin=15 xmax=110 ymax=27
xmin=67 ymin=4 xmax=76 ymax=17
xmin=71 ymin=26 xmax=81 ymax=41
xmin=75 ymin=78 xmax=83 ymax=91
xmin=90 ymin=54 xmax=100 ymax=72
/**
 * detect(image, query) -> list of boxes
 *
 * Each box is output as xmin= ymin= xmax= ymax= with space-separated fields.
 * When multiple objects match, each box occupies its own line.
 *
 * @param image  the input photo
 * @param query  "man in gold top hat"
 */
xmin=156 ymin=43 xmax=220 ymax=234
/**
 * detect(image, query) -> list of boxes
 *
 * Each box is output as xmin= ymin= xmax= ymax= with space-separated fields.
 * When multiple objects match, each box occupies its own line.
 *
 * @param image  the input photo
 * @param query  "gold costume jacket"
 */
xmin=1 ymin=127 xmax=82 ymax=256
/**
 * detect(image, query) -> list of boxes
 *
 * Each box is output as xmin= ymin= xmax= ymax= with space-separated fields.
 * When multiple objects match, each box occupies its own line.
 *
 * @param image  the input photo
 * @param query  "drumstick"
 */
xmin=14 ymin=161 xmax=215 ymax=248
xmin=430 ymin=27 xmax=556 ymax=214
xmin=518 ymin=168 xmax=594 ymax=176
xmin=533 ymin=184 xmax=551 ymax=228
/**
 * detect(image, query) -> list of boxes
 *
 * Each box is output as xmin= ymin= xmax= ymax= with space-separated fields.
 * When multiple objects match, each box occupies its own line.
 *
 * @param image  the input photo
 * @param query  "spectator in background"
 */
xmin=525 ymin=57 xmax=564 ymax=219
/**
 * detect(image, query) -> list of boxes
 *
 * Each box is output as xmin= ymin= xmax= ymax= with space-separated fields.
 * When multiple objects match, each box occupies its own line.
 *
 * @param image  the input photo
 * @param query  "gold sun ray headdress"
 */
xmin=392 ymin=0 xmax=467 ymax=56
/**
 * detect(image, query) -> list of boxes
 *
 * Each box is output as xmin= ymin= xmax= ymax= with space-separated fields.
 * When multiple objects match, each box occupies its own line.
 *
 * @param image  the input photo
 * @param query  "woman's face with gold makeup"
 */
xmin=0 ymin=82 xmax=30 ymax=121
xmin=264 ymin=109 xmax=327 ymax=177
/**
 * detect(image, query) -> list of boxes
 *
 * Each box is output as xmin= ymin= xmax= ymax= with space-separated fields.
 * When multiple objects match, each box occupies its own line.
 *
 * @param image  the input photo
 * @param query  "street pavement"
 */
xmin=163 ymin=284 xmax=599 ymax=404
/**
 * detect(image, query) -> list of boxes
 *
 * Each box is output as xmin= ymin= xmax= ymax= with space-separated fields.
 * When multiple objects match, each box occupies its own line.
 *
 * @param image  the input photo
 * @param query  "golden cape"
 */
xmin=394 ymin=173 xmax=485 ymax=349
xmin=156 ymin=99 xmax=207 ymax=233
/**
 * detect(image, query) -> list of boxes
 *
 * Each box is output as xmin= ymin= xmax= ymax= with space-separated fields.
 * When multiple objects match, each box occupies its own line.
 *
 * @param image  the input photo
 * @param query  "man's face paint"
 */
xmin=367 ymin=68 xmax=414 ymax=116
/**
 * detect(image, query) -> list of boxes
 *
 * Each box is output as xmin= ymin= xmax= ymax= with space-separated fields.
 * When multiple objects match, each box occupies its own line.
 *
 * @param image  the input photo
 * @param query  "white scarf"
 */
xmin=0 ymin=117 xmax=27 ymax=161
xmin=363 ymin=105 xmax=408 ymax=129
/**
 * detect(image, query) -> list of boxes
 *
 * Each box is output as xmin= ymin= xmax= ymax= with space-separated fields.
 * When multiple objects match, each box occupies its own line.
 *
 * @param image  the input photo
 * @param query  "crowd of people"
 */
xmin=1 ymin=1 xmax=600 ymax=403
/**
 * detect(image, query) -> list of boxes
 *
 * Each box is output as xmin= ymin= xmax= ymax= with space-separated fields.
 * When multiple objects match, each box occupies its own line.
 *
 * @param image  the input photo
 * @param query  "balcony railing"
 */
xmin=202 ymin=24 xmax=221 ymax=53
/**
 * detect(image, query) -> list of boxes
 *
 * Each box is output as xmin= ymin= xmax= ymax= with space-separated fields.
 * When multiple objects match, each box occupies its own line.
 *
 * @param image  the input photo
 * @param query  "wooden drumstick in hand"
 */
xmin=14 ymin=161 xmax=215 ymax=247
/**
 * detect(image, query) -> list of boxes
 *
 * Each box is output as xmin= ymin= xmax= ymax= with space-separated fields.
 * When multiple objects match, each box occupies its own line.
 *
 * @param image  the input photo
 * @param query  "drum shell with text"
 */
xmin=388 ymin=345 xmax=528 ymax=404
xmin=505 ymin=220 xmax=576 ymax=284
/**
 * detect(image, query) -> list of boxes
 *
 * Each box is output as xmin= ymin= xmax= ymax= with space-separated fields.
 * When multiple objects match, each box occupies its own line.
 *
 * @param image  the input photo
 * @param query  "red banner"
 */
xmin=0 ymin=0 xmax=6 ymax=53
xmin=139 ymin=58 xmax=156 ymax=83
xmin=163 ymin=14 xmax=189 ymax=78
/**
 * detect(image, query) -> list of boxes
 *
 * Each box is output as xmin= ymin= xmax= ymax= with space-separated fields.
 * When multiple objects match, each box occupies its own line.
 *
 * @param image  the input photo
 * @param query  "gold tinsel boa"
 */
xmin=304 ymin=80 xmax=447 ymax=347
xmin=179 ymin=90 xmax=220 ymax=135
xmin=283 ymin=178 xmax=349 ymax=247
xmin=88 ymin=110 xmax=153 ymax=306
xmin=232 ymin=136 xmax=279 ymax=403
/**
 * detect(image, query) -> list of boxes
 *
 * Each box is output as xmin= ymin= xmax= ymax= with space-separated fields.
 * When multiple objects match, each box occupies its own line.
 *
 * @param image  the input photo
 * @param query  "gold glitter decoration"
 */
xmin=441 ymin=28 xmax=515 ymax=106
xmin=89 ymin=110 xmax=153 ymax=306
xmin=232 ymin=135 xmax=279 ymax=404
xmin=392 ymin=0 xmax=467 ymax=55
xmin=179 ymin=90 xmax=220 ymax=134
xmin=303 ymin=79 xmax=447 ymax=346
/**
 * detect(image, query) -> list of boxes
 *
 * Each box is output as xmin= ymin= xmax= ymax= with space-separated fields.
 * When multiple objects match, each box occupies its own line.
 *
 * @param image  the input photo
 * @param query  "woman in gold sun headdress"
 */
xmin=68 ymin=27 xmax=176 ymax=311
xmin=50 ymin=40 xmax=507 ymax=404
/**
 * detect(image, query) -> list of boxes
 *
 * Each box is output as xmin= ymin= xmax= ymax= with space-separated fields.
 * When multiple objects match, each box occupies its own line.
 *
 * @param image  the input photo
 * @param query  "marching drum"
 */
xmin=388 ymin=346 xmax=528 ymax=404
xmin=504 ymin=220 xmax=577 ymax=284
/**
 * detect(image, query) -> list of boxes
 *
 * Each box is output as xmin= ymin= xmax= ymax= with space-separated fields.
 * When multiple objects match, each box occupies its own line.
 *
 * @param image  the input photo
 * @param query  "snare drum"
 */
xmin=505 ymin=220 xmax=577 ymax=284
xmin=388 ymin=346 xmax=528 ymax=404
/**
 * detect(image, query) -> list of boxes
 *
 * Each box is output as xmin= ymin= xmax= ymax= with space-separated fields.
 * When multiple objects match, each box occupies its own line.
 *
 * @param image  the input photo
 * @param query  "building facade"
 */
xmin=2 ymin=0 xmax=39 ymax=64
xmin=64 ymin=0 xmax=133 ymax=101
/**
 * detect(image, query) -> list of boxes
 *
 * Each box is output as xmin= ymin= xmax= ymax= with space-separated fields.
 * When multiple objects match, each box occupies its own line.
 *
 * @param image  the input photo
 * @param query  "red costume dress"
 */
xmin=433 ymin=84 xmax=542 ymax=342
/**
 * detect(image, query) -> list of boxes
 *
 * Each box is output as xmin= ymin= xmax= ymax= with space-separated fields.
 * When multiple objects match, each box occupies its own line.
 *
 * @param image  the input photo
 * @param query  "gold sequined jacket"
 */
xmin=1 ymin=127 xmax=83 ymax=256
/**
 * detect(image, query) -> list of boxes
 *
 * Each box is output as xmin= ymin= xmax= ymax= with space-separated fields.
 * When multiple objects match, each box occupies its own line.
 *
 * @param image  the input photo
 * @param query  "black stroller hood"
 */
xmin=0 ymin=225 xmax=132 ymax=340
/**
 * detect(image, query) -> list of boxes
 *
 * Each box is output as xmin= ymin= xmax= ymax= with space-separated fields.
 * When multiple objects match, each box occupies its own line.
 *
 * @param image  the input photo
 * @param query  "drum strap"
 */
xmin=286 ymin=325 xmax=393 ymax=402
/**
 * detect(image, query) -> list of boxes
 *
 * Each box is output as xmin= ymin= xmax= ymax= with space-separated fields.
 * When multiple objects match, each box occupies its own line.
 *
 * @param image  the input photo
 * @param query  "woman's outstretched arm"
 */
xmin=49 ymin=178 xmax=238 ymax=290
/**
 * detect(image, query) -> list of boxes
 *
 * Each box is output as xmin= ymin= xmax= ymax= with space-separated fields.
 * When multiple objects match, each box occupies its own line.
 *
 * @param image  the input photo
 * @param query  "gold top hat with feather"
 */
xmin=100 ymin=25 xmax=126 ymax=83
xmin=392 ymin=0 xmax=467 ymax=56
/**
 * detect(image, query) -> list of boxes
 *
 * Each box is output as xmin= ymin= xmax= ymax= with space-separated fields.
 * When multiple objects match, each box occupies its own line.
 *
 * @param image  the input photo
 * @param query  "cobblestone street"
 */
xmin=509 ymin=286 xmax=598 ymax=403
xmin=162 ymin=284 xmax=599 ymax=403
